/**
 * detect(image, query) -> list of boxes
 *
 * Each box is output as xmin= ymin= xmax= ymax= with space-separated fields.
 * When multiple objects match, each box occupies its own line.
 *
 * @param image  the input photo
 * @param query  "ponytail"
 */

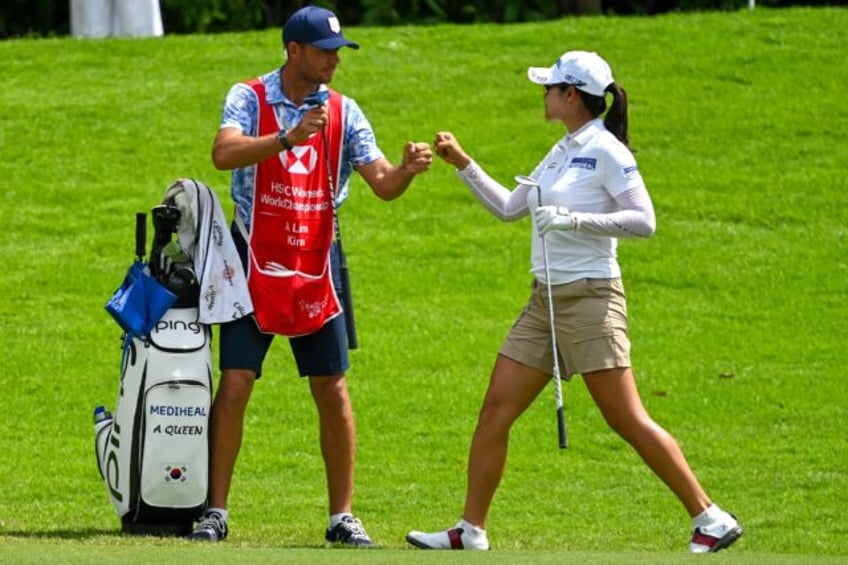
xmin=576 ymin=83 xmax=630 ymax=148
xmin=604 ymin=83 xmax=629 ymax=148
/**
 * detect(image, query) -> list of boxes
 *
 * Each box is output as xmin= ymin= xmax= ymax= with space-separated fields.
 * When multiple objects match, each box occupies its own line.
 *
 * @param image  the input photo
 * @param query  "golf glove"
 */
xmin=535 ymin=205 xmax=578 ymax=234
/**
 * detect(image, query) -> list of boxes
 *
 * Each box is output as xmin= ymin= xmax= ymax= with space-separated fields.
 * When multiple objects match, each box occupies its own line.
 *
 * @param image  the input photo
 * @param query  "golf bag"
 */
xmin=95 ymin=202 xmax=211 ymax=535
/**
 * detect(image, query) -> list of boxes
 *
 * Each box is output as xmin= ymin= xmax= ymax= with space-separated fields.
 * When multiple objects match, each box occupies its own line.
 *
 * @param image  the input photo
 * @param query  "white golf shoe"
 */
xmin=689 ymin=506 xmax=743 ymax=553
xmin=406 ymin=519 xmax=490 ymax=550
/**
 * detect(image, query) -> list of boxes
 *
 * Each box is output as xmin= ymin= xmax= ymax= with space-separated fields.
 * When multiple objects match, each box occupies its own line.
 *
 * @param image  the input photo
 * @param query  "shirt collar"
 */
xmin=264 ymin=67 xmax=287 ymax=105
xmin=267 ymin=66 xmax=330 ymax=110
xmin=565 ymin=118 xmax=604 ymax=147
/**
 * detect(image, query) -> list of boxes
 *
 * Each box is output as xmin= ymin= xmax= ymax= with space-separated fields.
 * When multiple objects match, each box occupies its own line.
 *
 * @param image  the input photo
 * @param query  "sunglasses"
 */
xmin=544 ymin=83 xmax=574 ymax=93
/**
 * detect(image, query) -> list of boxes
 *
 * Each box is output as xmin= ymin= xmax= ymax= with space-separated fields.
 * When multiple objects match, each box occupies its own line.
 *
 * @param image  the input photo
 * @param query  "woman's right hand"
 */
xmin=433 ymin=131 xmax=471 ymax=170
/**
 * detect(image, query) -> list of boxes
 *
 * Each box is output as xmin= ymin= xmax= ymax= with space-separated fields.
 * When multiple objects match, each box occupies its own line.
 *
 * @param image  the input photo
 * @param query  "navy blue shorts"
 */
xmin=219 ymin=225 xmax=350 ymax=378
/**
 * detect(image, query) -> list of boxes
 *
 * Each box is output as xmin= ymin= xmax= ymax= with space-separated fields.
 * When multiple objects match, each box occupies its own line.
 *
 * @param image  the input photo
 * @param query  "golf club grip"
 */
xmin=135 ymin=212 xmax=146 ymax=259
xmin=557 ymin=406 xmax=568 ymax=449
xmin=339 ymin=265 xmax=358 ymax=350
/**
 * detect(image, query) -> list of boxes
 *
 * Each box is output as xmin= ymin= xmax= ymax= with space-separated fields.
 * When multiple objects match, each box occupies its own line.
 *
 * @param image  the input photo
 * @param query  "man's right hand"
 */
xmin=289 ymin=106 xmax=329 ymax=144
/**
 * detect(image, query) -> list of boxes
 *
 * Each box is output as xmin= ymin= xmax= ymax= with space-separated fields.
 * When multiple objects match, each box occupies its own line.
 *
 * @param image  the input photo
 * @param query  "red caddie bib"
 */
xmin=245 ymin=80 xmax=343 ymax=336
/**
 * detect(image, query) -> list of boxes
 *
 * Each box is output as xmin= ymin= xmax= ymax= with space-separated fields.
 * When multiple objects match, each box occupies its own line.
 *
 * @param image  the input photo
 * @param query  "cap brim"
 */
xmin=311 ymin=37 xmax=360 ymax=50
xmin=527 ymin=66 xmax=555 ymax=85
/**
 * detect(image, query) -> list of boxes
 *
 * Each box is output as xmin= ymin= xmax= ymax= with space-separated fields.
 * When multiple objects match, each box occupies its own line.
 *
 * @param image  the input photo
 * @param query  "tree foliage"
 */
xmin=1 ymin=0 xmax=840 ymax=38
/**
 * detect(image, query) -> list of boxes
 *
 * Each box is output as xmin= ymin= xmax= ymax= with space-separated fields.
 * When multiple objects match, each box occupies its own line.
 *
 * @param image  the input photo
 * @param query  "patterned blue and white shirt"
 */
xmin=219 ymin=67 xmax=384 ymax=231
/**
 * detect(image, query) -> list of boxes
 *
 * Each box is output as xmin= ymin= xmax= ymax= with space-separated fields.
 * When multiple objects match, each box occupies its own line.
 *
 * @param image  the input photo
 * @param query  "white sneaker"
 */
xmin=190 ymin=511 xmax=228 ymax=542
xmin=689 ymin=509 xmax=742 ymax=553
xmin=325 ymin=515 xmax=373 ymax=547
xmin=406 ymin=520 xmax=490 ymax=550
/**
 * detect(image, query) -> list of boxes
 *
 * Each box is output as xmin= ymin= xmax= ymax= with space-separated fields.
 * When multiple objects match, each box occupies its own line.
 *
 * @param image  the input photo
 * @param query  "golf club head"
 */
xmin=149 ymin=205 xmax=182 ymax=282
xmin=516 ymin=174 xmax=545 ymax=208
xmin=514 ymin=174 xmax=539 ymax=187
xmin=164 ymin=264 xmax=200 ymax=307
xmin=151 ymin=205 xmax=181 ymax=235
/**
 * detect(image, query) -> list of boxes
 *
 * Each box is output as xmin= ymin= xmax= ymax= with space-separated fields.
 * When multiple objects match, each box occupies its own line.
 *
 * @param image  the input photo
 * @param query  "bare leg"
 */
xmin=207 ymin=369 xmax=256 ymax=509
xmin=309 ymin=375 xmax=355 ymax=515
xmin=582 ymin=367 xmax=712 ymax=517
xmin=463 ymin=354 xmax=550 ymax=528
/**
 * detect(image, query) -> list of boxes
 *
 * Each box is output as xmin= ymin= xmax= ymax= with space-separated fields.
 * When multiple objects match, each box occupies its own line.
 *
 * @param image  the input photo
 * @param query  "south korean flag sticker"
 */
xmin=164 ymin=464 xmax=189 ymax=484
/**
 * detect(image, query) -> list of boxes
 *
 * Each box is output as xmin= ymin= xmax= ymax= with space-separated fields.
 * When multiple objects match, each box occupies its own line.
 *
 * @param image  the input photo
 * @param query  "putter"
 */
xmin=515 ymin=175 xmax=568 ymax=449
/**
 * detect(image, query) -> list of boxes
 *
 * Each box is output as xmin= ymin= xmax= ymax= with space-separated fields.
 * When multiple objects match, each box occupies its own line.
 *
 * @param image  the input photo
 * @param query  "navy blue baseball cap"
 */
xmin=283 ymin=6 xmax=359 ymax=50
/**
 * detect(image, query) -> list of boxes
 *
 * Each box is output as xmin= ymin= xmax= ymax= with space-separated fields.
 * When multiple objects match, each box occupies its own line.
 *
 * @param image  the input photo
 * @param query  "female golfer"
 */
xmin=406 ymin=50 xmax=742 ymax=553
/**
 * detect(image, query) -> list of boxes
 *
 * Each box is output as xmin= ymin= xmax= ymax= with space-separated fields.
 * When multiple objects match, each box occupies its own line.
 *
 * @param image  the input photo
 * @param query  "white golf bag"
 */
xmin=94 ymin=306 xmax=212 ymax=535
xmin=97 ymin=195 xmax=214 ymax=535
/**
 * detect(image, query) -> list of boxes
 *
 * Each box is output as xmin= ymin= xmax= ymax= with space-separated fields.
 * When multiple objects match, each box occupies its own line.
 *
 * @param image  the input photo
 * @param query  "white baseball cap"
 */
xmin=527 ymin=50 xmax=614 ymax=97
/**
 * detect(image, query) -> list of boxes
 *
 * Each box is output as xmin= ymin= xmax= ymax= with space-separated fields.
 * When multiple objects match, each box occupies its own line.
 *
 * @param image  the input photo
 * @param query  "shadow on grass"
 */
xmin=0 ymin=528 xmax=146 ymax=540
xmin=0 ymin=528 xmax=398 ymax=550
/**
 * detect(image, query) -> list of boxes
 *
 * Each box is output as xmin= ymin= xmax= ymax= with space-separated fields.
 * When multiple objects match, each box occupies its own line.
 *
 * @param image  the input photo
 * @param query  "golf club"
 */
xmin=319 ymin=102 xmax=358 ymax=350
xmin=515 ymin=175 xmax=568 ymax=449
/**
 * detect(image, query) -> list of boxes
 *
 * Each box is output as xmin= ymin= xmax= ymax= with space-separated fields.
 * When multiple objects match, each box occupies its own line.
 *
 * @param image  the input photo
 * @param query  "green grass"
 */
xmin=1 ymin=6 xmax=847 ymax=563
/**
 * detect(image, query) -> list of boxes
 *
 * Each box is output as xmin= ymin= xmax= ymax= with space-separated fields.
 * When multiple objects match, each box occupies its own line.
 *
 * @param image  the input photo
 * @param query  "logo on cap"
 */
xmin=562 ymin=73 xmax=587 ymax=87
xmin=328 ymin=17 xmax=340 ymax=33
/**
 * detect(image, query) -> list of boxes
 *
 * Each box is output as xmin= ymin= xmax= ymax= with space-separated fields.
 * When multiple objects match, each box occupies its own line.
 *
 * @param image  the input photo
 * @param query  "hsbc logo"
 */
xmin=281 ymin=145 xmax=318 ymax=175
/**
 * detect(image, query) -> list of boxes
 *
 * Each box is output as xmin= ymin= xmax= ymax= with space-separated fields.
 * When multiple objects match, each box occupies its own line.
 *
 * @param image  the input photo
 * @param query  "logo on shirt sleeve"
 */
xmin=569 ymin=157 xmax=597 ymax=170
xmin=621 ymin=165 xmax=639 ymax=178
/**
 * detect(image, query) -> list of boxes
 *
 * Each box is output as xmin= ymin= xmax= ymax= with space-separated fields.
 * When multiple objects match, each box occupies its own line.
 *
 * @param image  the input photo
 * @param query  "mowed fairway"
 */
xmin=0 ymin=7 xmax=845 ymax=563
